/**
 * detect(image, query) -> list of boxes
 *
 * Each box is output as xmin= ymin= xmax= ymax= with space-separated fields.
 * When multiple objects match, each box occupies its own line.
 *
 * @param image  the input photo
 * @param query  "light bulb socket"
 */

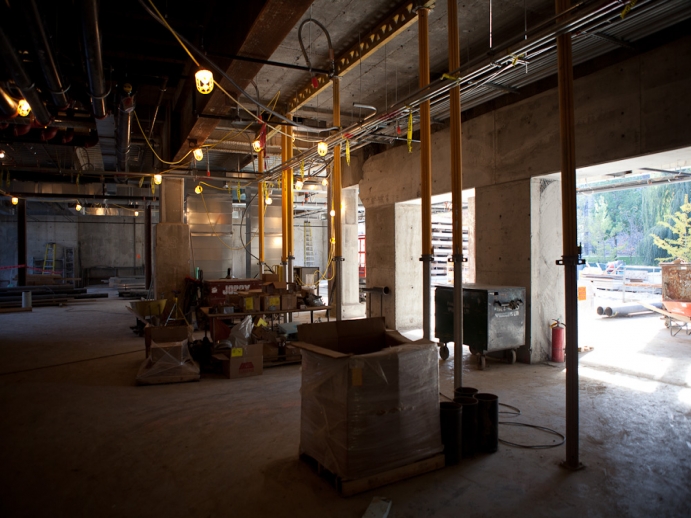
xmin=317 ymin=141 xmax=328 ymax=157
xmin=153 ymin=174 xmax=162 ymax=185
xmin=195 ymin=69 xmax=214 ymax=94
xmin=193 ymin=148 xmax=204 ymax=161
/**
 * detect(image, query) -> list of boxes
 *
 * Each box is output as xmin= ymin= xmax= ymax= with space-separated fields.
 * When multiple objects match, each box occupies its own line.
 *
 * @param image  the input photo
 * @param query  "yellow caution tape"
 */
xmin=407 ymin=109 xmax=413 ymax=153
xmin=346 ymin=139 xmax=351 ymax=166
xmin=620 ymin=0 xmax=637 ymax=19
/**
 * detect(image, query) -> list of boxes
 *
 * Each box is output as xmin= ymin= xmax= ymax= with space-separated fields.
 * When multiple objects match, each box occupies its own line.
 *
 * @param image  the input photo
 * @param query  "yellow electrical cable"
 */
xmin=147 ymin=0 xmax=323 ymax=145
xmin=133 ymin=111 xmax=196 ymax=165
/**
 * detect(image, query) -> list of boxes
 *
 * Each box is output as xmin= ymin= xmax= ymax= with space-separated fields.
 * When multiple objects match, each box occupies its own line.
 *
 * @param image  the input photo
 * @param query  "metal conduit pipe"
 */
xmin=0 ymin=84 xmax=19 ymax=118
xmin=116 ymin=88 xmax=135 ymax=172
xmin=20 ymin=0 xmax=70 ymax=110
xmin=448 ymin=0 xmax=464 ymax=389
xmin=258 ymin=150 xmax=265 ymax=274
xmin=286 ymin=115 xmax=295 ymax=292
xmin=80 ymin=0 xmax=108 ymax=119
xmin=352 ymin=103 xmax=377 ymax=121
xmin=556 ymin=0 xmax=583 ymax=471
xmin=147 ymin=77 xmax=168 ymax=141
xmin=0 ymin=28 xmax=52 ymax=126
xmin=418 ymin=7 xmax=433 ymax=341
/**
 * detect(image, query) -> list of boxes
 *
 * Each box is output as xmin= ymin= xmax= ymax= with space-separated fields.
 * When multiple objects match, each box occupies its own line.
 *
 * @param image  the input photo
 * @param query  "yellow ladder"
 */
xmin=43 ymin=243 xmax=56 ymax=274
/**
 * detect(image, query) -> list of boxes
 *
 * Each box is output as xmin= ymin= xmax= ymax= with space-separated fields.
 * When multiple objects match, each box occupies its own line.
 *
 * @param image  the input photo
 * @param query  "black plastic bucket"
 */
xmin=454 ymin=386 xmax=479 ymax=399
xmin=439 ymin=402 xmax=463 ymax=465
xmin=452 ymin=396 xmax=479 ymax=458
xmin=475 ymin=393 xmax=499 ymax=453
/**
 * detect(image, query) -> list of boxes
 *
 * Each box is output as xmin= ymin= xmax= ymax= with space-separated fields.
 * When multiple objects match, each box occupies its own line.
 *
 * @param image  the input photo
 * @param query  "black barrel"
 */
xmin=439 ymin=402 xmax=463 ymax=465
xmin=454 ymin=386 xmax=479 ymax=399
xmin=475 ymin=393 xmax=499 ymax=453
xmin=452 ymin=396 xmax=478 ymax=458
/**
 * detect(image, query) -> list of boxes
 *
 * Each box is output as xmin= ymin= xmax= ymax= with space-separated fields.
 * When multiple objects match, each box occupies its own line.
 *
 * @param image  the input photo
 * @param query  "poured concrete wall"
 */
xmin=358 ymin=35 xmax=691 ymax=208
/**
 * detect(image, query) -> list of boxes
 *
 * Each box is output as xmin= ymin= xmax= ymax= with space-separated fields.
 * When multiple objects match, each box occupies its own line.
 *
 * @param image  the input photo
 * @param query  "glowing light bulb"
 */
xmin=17 ymin=99 xmax=31 ymax=117
xmin=317 ymin=141 xmax=328 ymax=157
xmin=153 ymin=174 xmax=162 ymax=185
xmin=295 ymin=179 xmax=303 ymax=190
xmin=75 ymin=203 xmax=82 ymax=212
xmin=195 ymin=184 xmax=203 ymax=194
xmin=134 ymin=211 xmax=139 ymax=217
xmin=195 ymin=69 xmax=214 ymax=94
xmin=11 ymin=197 xmax=18 ymax=205
xmin=252 ymin=139 xmax=262 ymax=152
xmin=265 ymin=196 xmax=273 ymax=205
xmin=0 ymin=150 xmax=5 ymax=159
xmin=322 ymin=178 xmax=328 ymax=186
xmin=330 ymin=209 xmax=335 ymax=217
xmin=193 ymin=148 xmax=204 ymax=161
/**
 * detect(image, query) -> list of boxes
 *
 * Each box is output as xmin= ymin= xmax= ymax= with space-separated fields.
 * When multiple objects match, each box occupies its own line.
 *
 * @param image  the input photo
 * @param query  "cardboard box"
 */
xmin=242 ymin=295 xmax=261 ymax=312
xmin=261 ymin=273 xmax=279 ymax=282
xmin=281 ymin=293 xmax=298 ymax=310
xmin=144 ymin=325 xmax=191 ymax=358
xmin=261 ymin=294 xmax=281 ymax=311
xmin=293 ymin=317 xmax=442 ymax=480
xmin=221 ymin=342 xmax=263 ymax=378
xmin=263 ymin=281 xmax=288 ymax=295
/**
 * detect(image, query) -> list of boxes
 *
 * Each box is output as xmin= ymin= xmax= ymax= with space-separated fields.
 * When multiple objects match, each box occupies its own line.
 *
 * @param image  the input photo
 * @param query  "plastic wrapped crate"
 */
xmin=136 ymin=339 xmax=200 ymax=385
xmin=293 ymin=317 xmax=442 ymax=479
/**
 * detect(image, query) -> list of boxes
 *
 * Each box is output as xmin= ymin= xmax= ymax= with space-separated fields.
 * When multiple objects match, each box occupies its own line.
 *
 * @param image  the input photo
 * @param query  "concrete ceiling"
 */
xmin=2 ymin=0 xmax=691 ymax=195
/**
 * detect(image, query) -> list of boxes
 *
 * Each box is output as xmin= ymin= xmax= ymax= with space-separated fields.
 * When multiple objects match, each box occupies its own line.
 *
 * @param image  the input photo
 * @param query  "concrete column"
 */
xmin=341 ymin=186 xmax=364 ymax=319
xmin=17 ymin=199 xmax=26 ymax=286
xmin=155 ymin=177 xmax=191 ymax=300
xmin=475 ymin=178 xmax=564 ymax=363
xmin=365 ymin=203 xmax=421 ymax=330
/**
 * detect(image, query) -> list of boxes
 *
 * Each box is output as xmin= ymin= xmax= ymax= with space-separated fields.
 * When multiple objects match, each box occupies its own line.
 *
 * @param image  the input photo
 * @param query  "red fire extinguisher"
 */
xmin=551 ymin=320 xmax=565 ymax=363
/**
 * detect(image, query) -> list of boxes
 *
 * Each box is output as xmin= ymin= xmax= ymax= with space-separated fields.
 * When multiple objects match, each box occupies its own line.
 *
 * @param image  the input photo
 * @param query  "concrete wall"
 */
xmin=364 ymin=203 xmax=422 ymax=330
xmin=0 ymin=212 xmax=146 ymax=285
xmin=358 ymin=35 xmax=691 ymax=209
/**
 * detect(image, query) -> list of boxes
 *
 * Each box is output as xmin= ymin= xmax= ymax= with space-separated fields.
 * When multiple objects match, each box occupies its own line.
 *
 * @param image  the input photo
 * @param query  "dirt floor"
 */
xmin=0 ymin=293 xmax=689 ymax=517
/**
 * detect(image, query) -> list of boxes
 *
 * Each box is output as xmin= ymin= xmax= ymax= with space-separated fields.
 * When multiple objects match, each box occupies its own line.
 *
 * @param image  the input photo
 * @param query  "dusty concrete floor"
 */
xmin=0 ymin=296 xmax=690 ymax=517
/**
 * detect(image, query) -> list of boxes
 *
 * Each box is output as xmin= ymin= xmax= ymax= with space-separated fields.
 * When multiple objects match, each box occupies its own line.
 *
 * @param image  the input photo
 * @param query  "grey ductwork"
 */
xmin=0 ymin=26 xmax=52 ymax=126
xmin=116 ymin=86 xmax=135 ymax=172
xmin=80 ymin=0 xmax=108 ymax=119
xmin=20 ymin=0 xmax=70 ymax=110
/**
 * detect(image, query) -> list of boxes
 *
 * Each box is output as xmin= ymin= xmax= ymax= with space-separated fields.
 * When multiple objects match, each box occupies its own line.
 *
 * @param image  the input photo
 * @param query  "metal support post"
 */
xmin=258 ymin=149 xmax=265 ymax=275
xmin=333 ymin=76 xmax=343 ymax=321
xmin=556 ymin=0 xmax=583 ymax=471
xmin=17 ymin=198 xmax=27 ymax=286
xmin=145 ymin=203 xmax=152 ymax=290
xmin=418 ymin=6 xmax=433 ymax=340
xmin=245 ymin=186 xmax=252 ymax=278
xmin=448 ymin=0 xmax=464 ymax=389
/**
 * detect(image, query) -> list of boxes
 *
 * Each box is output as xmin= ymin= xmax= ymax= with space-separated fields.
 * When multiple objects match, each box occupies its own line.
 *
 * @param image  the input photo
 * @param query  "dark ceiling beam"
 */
xmin=172 ymin=0 xmax=315 ymax=161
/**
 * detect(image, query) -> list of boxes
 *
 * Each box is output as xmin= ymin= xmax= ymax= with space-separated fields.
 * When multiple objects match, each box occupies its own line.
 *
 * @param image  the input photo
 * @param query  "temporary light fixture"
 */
xmin=153 ymin=174 xmax=162 ymax=185
xmin=134 ymin=211 xmax=139 ymax=217
xmin=317 ymin=141 xmax=328 ymax=157
xmin=195 ymin=69 xmax=214 ymax=94
xmin=322 ymin=177 xmax=328 ymax=186
xmin=75 ymin=203 xmax=82 ymax=212
xmin=193 ymin=148 xmax=204 ymax=161
xmin=329 ymin=209 xmax=336 ymax=217
xmin=17 ymin=99 xmax=31 ymax=117
xmin=252 ymin=139 xmax=262 ymax=152
xmin=265 ymin=195 xmax=273 ymax=205
xmin=295 ymin=178 xmax=303 ymax=190
xmin=11 ymin=197 xmax=18 ymax=205
xmin=195 ymin=184 xmax=203 ymax=194
xmin=0 ymin=150 xmax=5 ymax=159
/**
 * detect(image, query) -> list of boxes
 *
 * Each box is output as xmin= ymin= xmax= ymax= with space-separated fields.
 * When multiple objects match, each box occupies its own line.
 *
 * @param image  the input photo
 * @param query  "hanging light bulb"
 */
xmin=193 ymin=148 xmax=204 ymax=161
xmin=322 ymin=177 xmax=328 ymax=186
xmin=75 ymin=203 xmax=82 ymax=212
xmin=330 ymin=209 xmax=336 ymax=217
xmin=195 ymin=184 xmax=203 ymax=194
xmin=295 ymin=178 xmax=303 ymax=190
xmin=134 ymin=211 xmax=139 ymax=217
xmin=11 ymin=197 xmax=18 ymax=205
xmin=317 ymin=141 xmax=328 ymax=157
xmin=0 ymin=150 xmax=5 ymax=159
xmin=17 ymin=99 xmax=31 ymax=117
xmin=153 ymin=174 xmax=162 ymax=185
xmin=252 ymin=139 xmax=262 ymax=152
xmin=195 ymin=69 xmax=214 ymax=94
xmin=265 ymin=195 xmax=273 ymax=205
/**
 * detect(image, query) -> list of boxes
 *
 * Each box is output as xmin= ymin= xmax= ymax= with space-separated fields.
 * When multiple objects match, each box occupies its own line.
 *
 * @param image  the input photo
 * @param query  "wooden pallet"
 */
xmin=300 ymin=453 xmax=445 ymax=497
